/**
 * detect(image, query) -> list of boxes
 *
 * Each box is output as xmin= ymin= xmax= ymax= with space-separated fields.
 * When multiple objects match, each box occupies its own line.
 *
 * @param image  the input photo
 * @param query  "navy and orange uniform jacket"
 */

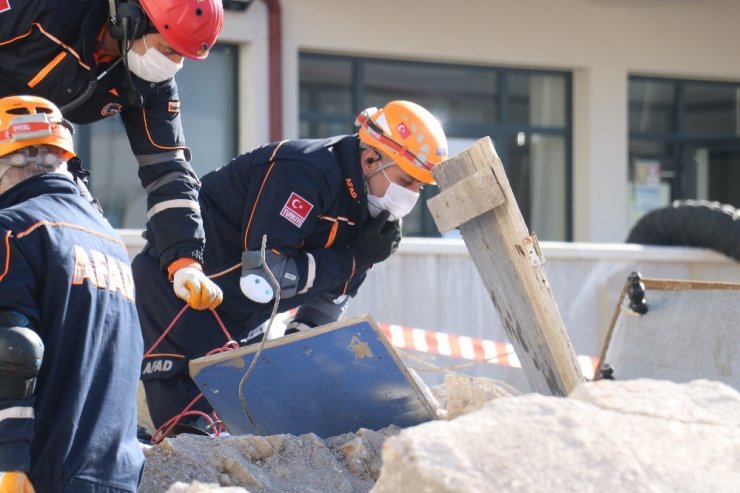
xmin=185 ymin=135 xmax=369 ymax=330
xmin=0 ymin=175 xmax=144 ymax=492
xmin=199 ymin=135 xmax=370 ymax=325
xmin=0 ymin=0 xmax=204 ymax=269
xmin=134 ymin=136 xmax=373 ymax=427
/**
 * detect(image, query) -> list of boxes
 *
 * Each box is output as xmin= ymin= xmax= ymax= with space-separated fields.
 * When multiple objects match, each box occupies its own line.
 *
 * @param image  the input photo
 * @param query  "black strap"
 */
xmin=67 ymin=157 xmax=104 ymax=214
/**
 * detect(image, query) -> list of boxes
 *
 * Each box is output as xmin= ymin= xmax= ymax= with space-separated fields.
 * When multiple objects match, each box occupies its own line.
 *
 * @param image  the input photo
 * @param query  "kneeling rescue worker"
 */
xmin=133 ymin=100 xmax=449 ymax=439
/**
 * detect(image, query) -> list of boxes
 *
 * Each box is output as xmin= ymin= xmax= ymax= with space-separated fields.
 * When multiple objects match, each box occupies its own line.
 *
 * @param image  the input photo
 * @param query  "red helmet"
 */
xmin=140 ymin=0 xmax=224 ymax=60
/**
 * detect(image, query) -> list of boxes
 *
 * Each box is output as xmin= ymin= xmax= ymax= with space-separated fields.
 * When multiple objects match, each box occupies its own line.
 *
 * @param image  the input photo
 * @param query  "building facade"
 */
xmin=77 ymin=0 xmax=740 ymax=242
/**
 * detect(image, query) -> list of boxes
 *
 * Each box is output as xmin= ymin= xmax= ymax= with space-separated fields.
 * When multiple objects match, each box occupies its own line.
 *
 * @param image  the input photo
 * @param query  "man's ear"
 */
xmin=361 ymin=149 xmax=380 ymax=176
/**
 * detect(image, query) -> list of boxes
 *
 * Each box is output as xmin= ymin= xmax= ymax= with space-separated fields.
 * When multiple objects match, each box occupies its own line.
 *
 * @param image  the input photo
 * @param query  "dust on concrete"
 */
xmin=139 ymin=426 xmax=400 ymax=493
xmin=138 ymin=375 xmax=520 ymax=493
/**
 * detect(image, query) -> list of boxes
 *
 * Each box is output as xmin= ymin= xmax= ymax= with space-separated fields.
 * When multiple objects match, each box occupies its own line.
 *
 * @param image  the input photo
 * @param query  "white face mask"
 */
xmin=367 ymin=168 xmax=420 ymax=221
xmin=126 ymin=36 xmax=183 ymax=83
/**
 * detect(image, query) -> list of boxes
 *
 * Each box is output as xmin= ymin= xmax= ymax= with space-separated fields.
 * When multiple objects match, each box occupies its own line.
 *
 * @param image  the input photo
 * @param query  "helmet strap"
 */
xmin=365 ymin=161 xmax=397 ymax=181
xmin=120 ymin=18 xmax=145 ymax=107
xmin=363 ymin=148 xmax=397 ymax=187
xmin=0 ymin=146 xmax=70 ymax=193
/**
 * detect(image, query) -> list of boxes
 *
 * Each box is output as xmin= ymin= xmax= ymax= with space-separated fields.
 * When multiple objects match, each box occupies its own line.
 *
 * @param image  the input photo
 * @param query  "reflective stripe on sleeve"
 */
xmin=298 ymin=252 xmax=316 ymax=294
xmin=0 ymin=406 xmax=34 ymax=422
xmin=145 ymin=171 xmax=192 ymax=194
xmin=146 ymin=199 xmax=201 ymax=219
xmin=136 ymin=149 xmax=187 ymax=166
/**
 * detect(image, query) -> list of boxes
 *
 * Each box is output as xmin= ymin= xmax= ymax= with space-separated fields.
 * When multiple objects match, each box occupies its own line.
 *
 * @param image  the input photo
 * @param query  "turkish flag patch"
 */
xmin=397 ymin=122 xmax=411 ymax=139
xmin=0 ymin=0 xmax=10 ymax=14
xmin=280 ymin=192 xmax=314 ymax=228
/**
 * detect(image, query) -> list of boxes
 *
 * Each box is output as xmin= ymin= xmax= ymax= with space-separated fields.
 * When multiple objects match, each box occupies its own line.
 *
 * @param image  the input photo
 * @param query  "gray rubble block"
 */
xmin=371 ymin=379 xmax=740 ymax=493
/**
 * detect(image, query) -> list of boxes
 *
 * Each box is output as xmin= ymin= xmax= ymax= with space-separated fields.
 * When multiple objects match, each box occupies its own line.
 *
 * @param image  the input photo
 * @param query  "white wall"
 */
xmin=345 ymin=239 xmax=740 ymax=391
xmin=219 ymin=0 xmax=740 ymax=242
xmin=120 ymin=229 xmax=740 ymax=392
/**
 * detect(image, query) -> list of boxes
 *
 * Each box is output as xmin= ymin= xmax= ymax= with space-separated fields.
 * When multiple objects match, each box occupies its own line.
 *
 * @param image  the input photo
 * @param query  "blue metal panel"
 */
xmin=190 ymin=315 xmax=437 ymax=437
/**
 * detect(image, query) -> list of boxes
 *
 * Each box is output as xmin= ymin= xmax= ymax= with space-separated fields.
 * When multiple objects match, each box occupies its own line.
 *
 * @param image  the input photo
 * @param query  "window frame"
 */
xmin=299 ymin=52 xmax=573 ymax=239
xmin=629 ymin=75 xmax=740 ymax=203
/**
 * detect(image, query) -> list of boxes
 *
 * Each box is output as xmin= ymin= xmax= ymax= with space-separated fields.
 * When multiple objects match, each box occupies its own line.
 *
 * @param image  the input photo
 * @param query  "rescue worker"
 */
xmin=0 ymin=0 xmax=224 ymax=311
xmin=0 ymin=96 xmax=144 ymax=492
xmin=133 ymin=100 xmax=449 ymax=435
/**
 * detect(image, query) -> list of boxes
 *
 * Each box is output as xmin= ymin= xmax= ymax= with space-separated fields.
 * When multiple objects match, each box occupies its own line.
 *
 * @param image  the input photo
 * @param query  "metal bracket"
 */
xmin=521 ymin=234 xmax=545 ymax=266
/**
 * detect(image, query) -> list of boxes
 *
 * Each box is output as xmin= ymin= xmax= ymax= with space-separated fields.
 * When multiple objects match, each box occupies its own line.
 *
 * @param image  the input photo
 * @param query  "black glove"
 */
xmin=349 ymin=211 xmax=402 ymax=268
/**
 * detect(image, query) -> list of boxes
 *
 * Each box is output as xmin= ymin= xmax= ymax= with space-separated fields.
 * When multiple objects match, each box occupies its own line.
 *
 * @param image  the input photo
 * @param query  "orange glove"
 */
xmin=0 ymin=472 xmax=35 ymax=493
xmin=169 ymin=259 xmax=223 ymax=310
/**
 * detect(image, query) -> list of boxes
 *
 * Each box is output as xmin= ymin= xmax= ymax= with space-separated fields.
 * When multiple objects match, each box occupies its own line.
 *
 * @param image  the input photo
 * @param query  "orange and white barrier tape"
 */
xmin=376 ymin=322 xmax=599 ymax=379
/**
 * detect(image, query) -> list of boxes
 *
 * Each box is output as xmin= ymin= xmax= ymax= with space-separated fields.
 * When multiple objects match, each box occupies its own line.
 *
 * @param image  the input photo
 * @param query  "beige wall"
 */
xmin=219 ymin=0 xmax=740 ymax=242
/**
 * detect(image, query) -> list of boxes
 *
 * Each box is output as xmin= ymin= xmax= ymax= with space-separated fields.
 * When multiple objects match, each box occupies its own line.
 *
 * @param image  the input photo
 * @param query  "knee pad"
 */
xmin=0 ymin=325 xmax=44 ymax=400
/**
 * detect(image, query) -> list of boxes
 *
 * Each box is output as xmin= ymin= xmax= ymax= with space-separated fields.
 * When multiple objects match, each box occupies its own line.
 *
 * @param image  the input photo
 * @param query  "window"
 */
xmin=75 ymin=44 xmax=239 ymax=228
xmin=628 ymin=76 xmax=740 ymax=228
xmin=684 ymin=83 xmax=740 ymax=136
xmin=299 ymin=53 xmax=572 ymax=240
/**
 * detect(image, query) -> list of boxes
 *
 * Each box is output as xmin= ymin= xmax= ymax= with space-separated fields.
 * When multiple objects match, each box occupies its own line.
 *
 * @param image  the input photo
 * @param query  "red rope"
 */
xmin=143 ymin=304 xmax=188 ymax=358
xmin=145 ymin=305 xmax=238 ymax=443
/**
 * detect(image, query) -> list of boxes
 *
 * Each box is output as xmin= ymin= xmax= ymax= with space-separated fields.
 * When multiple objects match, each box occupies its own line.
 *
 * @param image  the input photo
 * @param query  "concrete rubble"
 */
xmin=139 ymin=378 xmax=740 ymax=493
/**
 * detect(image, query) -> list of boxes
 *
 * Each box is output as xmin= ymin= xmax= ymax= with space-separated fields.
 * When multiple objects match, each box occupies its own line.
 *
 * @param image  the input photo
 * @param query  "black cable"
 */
xmin=59 ymin=16 xmax=144 ymax=116
xmin=121 ymin=16 xmax=144 ymax=108
xmin=59 ymin=57 xmax=127 ymax=116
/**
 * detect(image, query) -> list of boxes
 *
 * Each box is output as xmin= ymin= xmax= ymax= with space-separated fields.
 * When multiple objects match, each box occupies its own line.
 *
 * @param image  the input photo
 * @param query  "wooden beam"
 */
xmin=429 ymin=137 xmax=584 ymax=396
xmin=427 ymin=167 xmax=506 ymax=233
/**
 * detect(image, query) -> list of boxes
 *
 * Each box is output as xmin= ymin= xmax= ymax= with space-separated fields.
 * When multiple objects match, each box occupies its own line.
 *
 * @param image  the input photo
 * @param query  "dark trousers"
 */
xmin=132 ymin=251 xmax=238 ymax=429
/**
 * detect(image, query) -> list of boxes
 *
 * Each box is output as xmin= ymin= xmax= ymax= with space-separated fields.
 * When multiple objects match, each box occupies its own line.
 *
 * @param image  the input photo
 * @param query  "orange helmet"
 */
xmin=0 ymin=95 xmax=76 ymax=159
xmin=140 ymin=0 xmax=224 ymax=60
xmin=356 ymin=100 xmax=448 ymax=184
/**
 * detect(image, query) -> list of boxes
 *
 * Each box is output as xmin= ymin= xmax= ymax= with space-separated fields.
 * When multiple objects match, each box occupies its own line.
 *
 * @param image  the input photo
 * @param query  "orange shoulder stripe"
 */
xmin=33 ymin=23 xmax=91 ymax=71
xmin=0 ymin=231 xmax=11 ymax=283
xmin=16 ymin=221 xmax=125 ymax=247
xmin=242 ymin=140 xmax=288 ymax=250
xmin=0 ymin=222 xmax=127 ymax=283
xmin=0 ymin=26 xmax=34 ymax=46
